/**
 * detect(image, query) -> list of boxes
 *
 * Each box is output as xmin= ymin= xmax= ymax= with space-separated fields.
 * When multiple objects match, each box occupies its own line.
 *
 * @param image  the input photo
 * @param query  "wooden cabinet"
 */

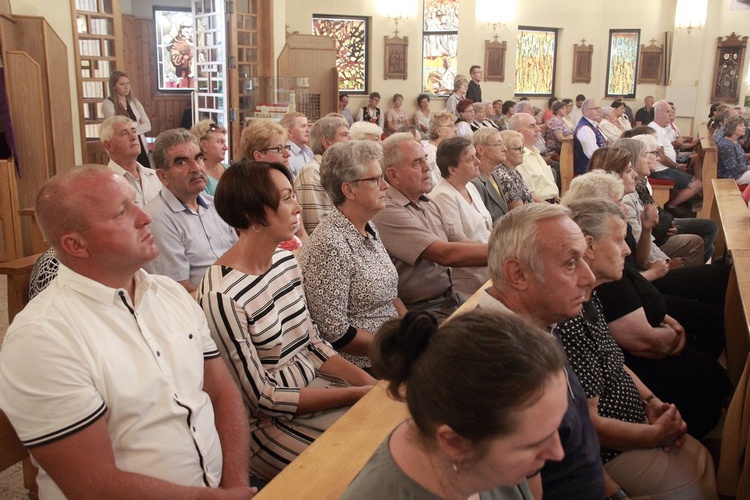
xmin=70 ymin=0 xmax=123 ymax=161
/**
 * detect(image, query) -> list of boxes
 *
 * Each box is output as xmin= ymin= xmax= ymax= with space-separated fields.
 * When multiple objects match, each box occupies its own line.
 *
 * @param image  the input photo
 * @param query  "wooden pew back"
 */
xmin=697 ymin=124 xmax=718 ymax=219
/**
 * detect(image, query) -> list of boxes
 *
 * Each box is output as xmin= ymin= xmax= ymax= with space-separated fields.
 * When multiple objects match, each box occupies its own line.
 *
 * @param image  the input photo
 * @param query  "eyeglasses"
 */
xmin=508 ymin=146 xmax=525 ymax=153
xmin=485 ymin=143 xmax=505 ymax=148
xmin=350 ymin=174 xmax=384 ymax=185
xmin=647 ymin=150 xmax=659 ymax=156
xmin=261 ymin=144 xmax=292 ymax=154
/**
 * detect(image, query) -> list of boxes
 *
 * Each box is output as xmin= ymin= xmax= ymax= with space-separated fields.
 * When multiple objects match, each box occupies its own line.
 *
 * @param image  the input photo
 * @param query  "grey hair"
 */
xmin=612 ymin=138 xmax=647 ymax=165
xmin=653 ymin=100 xmax=671 ymax=119
xmin=453 ymin=75 xmax=468 ymax=91
xmin=582 ymin=99 xmax=599 ymax=112
xmin=514 ymin=101 xmax=533 ymax=114
xmin=428 ymin=111 xmax=455 ymax=140
xmin=561 ymin=170 xmax=624 ymax=206
xmin=724 ymin=115 xmax=746 ymax=137
xmin=566 ymin=198 xmax=626 ymax=242
xmin=488 ymin=203 xmax=572 ymax=286
xmin=382 ymin=132 xmax=419 ymax=174
xmin=99 ymin=115 xmax=135 ymax=142
xmin=152 ymin=128 xmax=199 ymax=170
xmin=472 ymin=127 xmax=501 ymax=148
xmin=499 ymin=129 xmax=523 ymax=148
xmin=350 ymin=121 xmax=383 ymax=141
xmin=601 ymin=106 xmax=615 ymax=119
xmin=320 ymin=140 xmax=383 ymax=206
xmin=508 ymin=112 xmax=532 ymax=131
xmin=310 ymin=115 xmax=348 ymax=155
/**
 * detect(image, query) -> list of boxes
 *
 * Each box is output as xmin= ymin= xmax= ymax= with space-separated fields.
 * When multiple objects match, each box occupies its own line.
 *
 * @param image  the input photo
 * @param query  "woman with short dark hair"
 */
xmin=199 ymin=159 xmax=377 ymax=481
xmin=717 ymin=114 xmax=750 ymax=184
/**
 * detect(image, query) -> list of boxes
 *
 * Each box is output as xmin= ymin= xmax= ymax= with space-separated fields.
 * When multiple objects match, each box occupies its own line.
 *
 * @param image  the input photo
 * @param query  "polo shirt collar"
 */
xmin=56 ymin=264 xmax=158 ymax=306
xmin=385 ymin=184 xmax=430 ymax=207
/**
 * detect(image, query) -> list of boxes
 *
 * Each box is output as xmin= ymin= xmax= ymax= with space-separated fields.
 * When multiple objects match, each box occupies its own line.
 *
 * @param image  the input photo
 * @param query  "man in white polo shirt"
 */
xmin=0 ymin=166 xmax=254 ymax=499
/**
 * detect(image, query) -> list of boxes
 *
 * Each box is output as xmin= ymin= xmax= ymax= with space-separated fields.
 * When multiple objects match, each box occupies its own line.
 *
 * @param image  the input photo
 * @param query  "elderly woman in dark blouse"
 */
xmin=299 ymin=141 xmax=405 ymax=369
xmin=557 ymin=198 xmax=717 ymax=499
xmin=716 ymin=114 xmax=750 ymax=184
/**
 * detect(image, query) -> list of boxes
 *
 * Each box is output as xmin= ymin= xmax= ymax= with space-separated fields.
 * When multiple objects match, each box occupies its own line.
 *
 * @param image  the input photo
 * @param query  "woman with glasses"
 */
xmin=471 ymin=128 xmax=510 ymax=222
xmin=241 ymin=118 xmax=307 ymax=248
xmin=495 ymin=130 xmax=533 ymax=210
xmin=423 ymin=110 xmax=457 ymax=189
xmin=299 ymin=141 xmax=404 ymax=370
xmin=198 ymin=159 xmax=377 ymax=481
xmin=356 ymin=92 xmax=385 ymax=129
xmin=430 ymin=136 xmax=491 ymax=296
xmin=190 ymin=119 xmax=228 ymax=195
xmin=454 ymin=99 xmax=478 ymax=139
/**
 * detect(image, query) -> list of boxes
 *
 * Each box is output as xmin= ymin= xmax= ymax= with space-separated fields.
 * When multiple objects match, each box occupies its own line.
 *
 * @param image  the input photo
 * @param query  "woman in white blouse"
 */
xmin=430 ymin=136 xmax=492 ymax=296
xmin=102 ymin=70 xmax=151 ymax=167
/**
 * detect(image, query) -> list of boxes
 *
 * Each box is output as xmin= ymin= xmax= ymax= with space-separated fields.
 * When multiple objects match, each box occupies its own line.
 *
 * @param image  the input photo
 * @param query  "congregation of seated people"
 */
xmin=4 ymin=61 xmax=746 ymax=499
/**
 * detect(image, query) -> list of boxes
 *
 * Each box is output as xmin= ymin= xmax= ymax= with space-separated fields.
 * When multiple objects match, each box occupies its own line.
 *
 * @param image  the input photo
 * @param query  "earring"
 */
xmin=251 ymin=224 xmax=262 ymax=233
xmin=452 ymin=462 xmax=459 ymax=473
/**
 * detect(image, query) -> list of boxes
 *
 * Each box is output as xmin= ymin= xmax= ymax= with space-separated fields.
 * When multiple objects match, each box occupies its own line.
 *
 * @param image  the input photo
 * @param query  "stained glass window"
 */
xmin=606 ymin=30 xmax=640 ymax=98
xmin=313 ymin=15 xmax=369 ymax=94
xmin=422 ymin=0 xmax=459 ymax=97
xmin=515 ymin=27 xmax=557 ymax=96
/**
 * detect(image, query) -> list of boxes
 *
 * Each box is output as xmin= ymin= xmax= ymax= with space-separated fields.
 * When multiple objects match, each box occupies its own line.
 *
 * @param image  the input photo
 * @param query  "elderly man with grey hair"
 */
xmin=477 ymin=202 xmax=604 ymax=500
xmin=573 ymin=98 xmax=607 ymax=174
xmin=143 ymin=128 xmax=237 ymax=293
xmin=100 ymin=115 xmax=162 ymax=207
xmin=294 ymin=115 xmax=353 ymax=233
xmin=371 ymin=133 xmax=488 ymax=317
xmin=299 ymin=140 xmax=405 ymax=369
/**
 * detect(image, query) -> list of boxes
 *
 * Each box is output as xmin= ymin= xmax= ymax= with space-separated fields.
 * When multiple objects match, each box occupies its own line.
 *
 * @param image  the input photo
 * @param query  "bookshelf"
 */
xmin=70 ymin=0 xmax=123 ymax=159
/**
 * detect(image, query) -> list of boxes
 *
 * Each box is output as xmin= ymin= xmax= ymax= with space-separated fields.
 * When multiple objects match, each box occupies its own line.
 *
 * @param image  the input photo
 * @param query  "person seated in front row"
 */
xmin=197 ymin=159 xmax=376 ymax=481
xmin=143 ymin=129 xmax=237 ymax=293
xmin=371 ymin=133 xmax=488 ymax=318
xmin=342 ymin=310 xmax=569 ymax=499
xmin=562 ymin=171 xmax=732 ymax=440
xmin=299 ymin=140 xmax=405 ymax=371
xmin=558 ymin=198 xmax=718 ymax=499
xmin=0 ymin=166 xmax=254 ymax=498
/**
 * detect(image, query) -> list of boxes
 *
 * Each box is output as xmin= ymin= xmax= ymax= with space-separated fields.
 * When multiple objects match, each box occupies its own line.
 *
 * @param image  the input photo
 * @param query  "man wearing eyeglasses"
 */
xmin=511 ymin=113 xmax=560 ymax=203
xmin=294 ymin=115 xmax=353 ymax=233
xmin=144 ymin=129 xmax=237 ymax=293
xmin=573 ymin=98 xmax=608 ymax=175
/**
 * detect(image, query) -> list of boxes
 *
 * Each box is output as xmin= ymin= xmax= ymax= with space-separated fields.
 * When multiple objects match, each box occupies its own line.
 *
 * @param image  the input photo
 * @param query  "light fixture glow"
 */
xmin=674 ymin=0 xmax=707 ymax=35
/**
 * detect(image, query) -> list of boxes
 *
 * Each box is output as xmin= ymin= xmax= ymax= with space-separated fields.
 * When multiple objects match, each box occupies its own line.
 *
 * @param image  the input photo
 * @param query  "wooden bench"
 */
xmin=560 ymin=138 xmax=574 ymax=194
xmin=697 ymin=126 xmax=718 ymax=219
xmin=647 ymin=177 xmax=675 ymax=207
xmin=255 ymin=282 xmax=492 ymax=498
xmin=710 ymin=178 xmax=750 ymax=261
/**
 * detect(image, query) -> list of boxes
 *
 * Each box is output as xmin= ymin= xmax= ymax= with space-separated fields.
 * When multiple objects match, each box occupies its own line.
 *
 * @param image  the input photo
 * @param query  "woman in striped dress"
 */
xmin=197 ymin=159 xmax=376 ymax=481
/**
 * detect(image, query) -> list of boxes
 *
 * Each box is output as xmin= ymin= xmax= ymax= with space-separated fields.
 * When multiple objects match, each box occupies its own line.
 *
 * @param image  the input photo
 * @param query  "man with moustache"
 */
xmin=0 ymin=166 xmax=253 ymax=498
xmin=372 ymin=133 xmax=488 ymax=317
xmin=144 ymin=128 xmax=237 ymax=293
xmin=478 ymin=203 xmax=605 ymax=499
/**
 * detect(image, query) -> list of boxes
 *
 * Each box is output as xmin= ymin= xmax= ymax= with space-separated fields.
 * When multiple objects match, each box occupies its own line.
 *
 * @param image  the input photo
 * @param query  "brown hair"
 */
xmin=372 ymin=310 xmax=565 ymax=446
xmin=436 ymin=136 xmax=472 ymax=178
xmin=214 ymin=159 xmax=292 ymax=229
xmin=107 ymin=70 xmax=135 ymax=116
xmin=587 ymin=146 xmax=632 ymax=176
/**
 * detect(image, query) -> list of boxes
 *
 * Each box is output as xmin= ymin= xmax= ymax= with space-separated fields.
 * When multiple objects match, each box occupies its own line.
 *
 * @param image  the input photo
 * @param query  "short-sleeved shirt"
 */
xmin=371 ymin=185 xmax=460 ymax=304
xmin=298 ymin=207 xmax=398 ymax=368
xmin=516 ymin=146 xmax=559 ymax=200
xmin=106 ymin=159 xmax=162 ymax=208
xmin=649 ymin=121 xmax=676 ymax=172
xmin=294 ymin=155 xmax=332 ymax=234
xmin=476 ymin=292 xmax=605 ymax=499
xmin=144 ymin=187 xmax=238 ymax=286
xmin=0 ymin=266 xmax=223 ymax=499
xmin=635 ymin=106 xmax=654 ymax=125
xmin=557 ymin=293 xmax=647 ymax=463
xmin=545 ymin=116 xmax=572 ymax=152
xmin=287 ymin=141 xmax=314 ymax=179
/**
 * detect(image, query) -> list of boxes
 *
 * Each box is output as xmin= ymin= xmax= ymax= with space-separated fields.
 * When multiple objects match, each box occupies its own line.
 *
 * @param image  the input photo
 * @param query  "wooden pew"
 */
xmin=697 ymin=125 xmax=718 ymax=219
xmin=255 ymin=282 xmax=492 ymax=499
xmin=560 ymin=138 xmax=573 ymax=194
xmin=710 ymin=178 xmax=750 ymax=260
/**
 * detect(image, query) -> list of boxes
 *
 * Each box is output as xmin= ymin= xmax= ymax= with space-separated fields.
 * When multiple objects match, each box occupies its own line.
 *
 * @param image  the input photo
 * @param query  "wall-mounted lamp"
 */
xmin=476 ymin=0 xmax=514 ymax=41
xmin=385 ymin=0 xmax=411 ymax=37
xmin=674 ymin=0 xmax=707 ymax=35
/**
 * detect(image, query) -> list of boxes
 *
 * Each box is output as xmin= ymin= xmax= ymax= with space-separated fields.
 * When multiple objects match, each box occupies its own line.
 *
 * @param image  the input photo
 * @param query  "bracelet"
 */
xmin=606 ymin=488 xmax=630 ymax=500
xmin=642 ymin=393 xmax=658 ymax=405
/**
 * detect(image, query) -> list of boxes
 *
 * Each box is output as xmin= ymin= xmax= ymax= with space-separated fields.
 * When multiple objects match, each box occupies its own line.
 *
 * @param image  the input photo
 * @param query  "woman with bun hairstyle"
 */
xmin=342 ymin=310 xmax=568 ymax=499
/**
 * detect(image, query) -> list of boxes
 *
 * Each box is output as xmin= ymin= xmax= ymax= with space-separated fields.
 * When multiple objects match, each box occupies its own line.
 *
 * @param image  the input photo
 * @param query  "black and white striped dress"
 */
xmin=197 ymin=249 xmax=338 ymax=481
